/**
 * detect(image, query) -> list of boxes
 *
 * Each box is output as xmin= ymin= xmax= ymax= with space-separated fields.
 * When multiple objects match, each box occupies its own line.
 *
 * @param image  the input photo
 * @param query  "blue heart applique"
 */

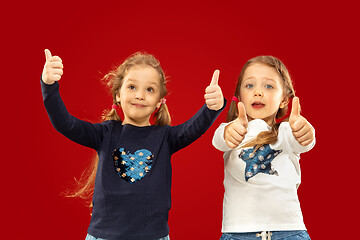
xmin=113 ymin=148 xmax=154 ymax=183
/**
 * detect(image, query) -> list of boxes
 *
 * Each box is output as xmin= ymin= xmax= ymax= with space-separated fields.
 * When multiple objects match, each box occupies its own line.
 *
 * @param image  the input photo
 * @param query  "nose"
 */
xmin=254 ymin=88 xmax=263 ymax=97
xmin=135 ymin=89 xmax=145 ymax=100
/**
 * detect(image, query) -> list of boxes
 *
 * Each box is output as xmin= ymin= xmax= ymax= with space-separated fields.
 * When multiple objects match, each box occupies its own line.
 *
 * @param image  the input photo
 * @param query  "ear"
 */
xmin=115 ymin=91 xmax=121 ymax=104
xmin=156 ymin=98 xmax=163 ymax=109
xmin=279 ymin=96 xmax=290 ymax=109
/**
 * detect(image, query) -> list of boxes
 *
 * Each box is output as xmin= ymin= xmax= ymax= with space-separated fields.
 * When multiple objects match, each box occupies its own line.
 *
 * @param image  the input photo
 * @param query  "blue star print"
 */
xmin=239 ymin=144 xmax=282 ymax=181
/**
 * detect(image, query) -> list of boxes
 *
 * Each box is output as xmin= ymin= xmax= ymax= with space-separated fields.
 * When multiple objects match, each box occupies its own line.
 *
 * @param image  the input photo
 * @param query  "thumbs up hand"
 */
xmin=42 ymin=49 xmax=64 ymax=85
xmin=289 ymin=97 xmax=314 ymax=146
xmin=224 ymin=102 xmax=249 ymax=148
xmin=205 ymin=70 xmax=224 ymax=111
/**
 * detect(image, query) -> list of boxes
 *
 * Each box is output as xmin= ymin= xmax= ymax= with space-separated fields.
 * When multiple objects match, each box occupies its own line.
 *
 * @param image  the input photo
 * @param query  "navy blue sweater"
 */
xmin=41 ymin=80 xmax=225 ymax=240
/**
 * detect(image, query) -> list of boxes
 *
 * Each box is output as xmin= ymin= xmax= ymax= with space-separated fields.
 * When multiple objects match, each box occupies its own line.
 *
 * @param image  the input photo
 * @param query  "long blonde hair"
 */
xmin=227 ymin=56 xmax=295 ymax=149
xmin=66 ymin=52 xmax=171 ymax=205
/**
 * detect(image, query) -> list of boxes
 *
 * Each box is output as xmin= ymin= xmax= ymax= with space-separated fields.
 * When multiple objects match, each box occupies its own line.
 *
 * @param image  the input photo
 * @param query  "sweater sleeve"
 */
xmin=212 ymin=122 xmax=233 ymax=152
xmin=167 ymin=100 xmax=227 ymax=154
xmin=41 ymin=79 xmax=108 ymax=150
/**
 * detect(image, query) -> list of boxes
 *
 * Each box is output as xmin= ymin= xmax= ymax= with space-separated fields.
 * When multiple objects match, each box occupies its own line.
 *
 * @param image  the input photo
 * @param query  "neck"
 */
xmin=122 ymin=117 xmax=151 ymax=127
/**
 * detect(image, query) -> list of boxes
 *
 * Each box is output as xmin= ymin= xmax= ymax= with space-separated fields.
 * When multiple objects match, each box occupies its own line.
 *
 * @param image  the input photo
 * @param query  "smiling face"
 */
xmin=117 ymin=65 xmax=162 ymax=126
xmin=239 ymin=63 xmax=288 ymax=125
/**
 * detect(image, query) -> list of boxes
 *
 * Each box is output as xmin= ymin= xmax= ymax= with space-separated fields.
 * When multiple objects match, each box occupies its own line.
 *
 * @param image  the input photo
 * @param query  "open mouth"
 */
xmin=251 ymin=101 xmax=265 ymax=109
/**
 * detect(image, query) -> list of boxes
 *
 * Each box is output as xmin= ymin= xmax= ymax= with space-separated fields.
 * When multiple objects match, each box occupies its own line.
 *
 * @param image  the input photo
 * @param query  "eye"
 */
xmin=128 ymin=85 xmax=136 ymax=90
xmin=245 ymin=84 xmax=253 ymax=89
xmin=147 ymin=87 xmax=154 ymax=93
xmin=265 ymin=84 xmax=273 ymax=89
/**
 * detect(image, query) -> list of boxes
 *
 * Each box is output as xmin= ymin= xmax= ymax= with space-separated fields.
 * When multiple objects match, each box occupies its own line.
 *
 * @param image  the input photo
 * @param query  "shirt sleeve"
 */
xmin=278 ymin=122 xmax=316 ymax=155
xmin=41 ymin=79 xmax=108 ymax=150
xmin=167 ymin=100 xmax=227 ymax=154
xmin=212 ymin=122 xmax=233 ymax=152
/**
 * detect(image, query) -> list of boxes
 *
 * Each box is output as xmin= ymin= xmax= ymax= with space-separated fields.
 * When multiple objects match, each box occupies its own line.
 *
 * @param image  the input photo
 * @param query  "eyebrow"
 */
xmin=263 ymin=77 xmax=277 ymax=83
xmin=243 ymin=76 xmax=277 ymax=83
xmin=126 ymin=78 xmax=160 ymax=87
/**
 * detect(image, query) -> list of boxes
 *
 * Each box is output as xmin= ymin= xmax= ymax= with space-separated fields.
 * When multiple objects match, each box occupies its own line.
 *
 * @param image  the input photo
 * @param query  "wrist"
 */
xmin=41 ymin=75 xmax=55 ymax=85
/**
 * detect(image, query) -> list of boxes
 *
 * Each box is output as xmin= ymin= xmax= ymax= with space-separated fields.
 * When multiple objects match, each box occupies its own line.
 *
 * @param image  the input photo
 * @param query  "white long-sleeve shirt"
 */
xmin=212 ymin=119 xmax=315 ymax=233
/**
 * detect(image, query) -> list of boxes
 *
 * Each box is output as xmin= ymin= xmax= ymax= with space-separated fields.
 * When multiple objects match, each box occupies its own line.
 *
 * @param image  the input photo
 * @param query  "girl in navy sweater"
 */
xmin=41 ymin=49 xmax=225 ymax=240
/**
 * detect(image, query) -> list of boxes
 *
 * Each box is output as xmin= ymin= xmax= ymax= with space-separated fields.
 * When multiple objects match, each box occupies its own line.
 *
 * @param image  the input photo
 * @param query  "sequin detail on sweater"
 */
xmin=113 ymin=148 xmax=154 ymax=183
xmin=238 ymin=144 xmax=282 ymax=181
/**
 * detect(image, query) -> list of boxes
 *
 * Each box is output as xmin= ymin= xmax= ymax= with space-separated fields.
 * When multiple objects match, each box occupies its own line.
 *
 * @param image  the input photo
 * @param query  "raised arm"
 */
xmin=42 ymin=49 xmax=63 ymax=85
xmin=41 ymin=49 xmax=107 ymax=150
xmin=169 ymin=70 xmax=226 ymax=153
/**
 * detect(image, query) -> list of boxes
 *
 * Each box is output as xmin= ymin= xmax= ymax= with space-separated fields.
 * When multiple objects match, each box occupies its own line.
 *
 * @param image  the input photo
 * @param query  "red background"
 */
xmin=2 ymin=0 xmax=359 ymax=239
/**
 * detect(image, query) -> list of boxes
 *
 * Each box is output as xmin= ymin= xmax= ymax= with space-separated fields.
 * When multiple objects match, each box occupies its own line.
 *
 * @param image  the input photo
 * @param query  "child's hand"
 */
xmin=289 ymin=97 xmax=314 ymax=146
xmin=205 ymin=70 xmax=224 ymax=111
xmin=42 ymin=49 xmax=63 ymax=85
xmin=224 ymin=102 xmax=248 ymax=148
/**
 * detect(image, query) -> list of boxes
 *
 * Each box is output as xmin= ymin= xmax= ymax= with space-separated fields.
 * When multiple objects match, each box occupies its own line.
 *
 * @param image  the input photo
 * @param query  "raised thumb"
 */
xmin=237 ymin=102 xmax=248 ymax=124
xmin=44 ymin=49 xmax=52 ymax=61
xmin=290 ymin=97 xmax=301 ymax=118
xmin=210 ymin=69 xmax=219 ymax=86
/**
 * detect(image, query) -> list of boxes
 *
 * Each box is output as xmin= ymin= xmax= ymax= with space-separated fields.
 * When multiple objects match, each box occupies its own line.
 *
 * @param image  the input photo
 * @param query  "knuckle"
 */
xmin=293 ymin=132 xmax=300 ymax=138
xmin=53 ymin=56 xmax=62 ymax=62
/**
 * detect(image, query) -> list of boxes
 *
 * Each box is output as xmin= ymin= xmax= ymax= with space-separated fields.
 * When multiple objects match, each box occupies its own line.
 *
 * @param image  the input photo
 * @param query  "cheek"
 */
xmin=239 ymin=90 xmax=248 ymax=102
xmin=270 ymin=93 xmax=284 ymax=107
xmin=117 ymin=87 xmax=127 ymax=100
xmin=119 ymin=92 xmax=131 ymax=105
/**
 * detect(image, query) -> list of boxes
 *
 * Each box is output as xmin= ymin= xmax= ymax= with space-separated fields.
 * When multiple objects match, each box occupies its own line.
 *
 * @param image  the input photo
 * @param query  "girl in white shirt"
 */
xmin=212 ymin=56 xmax=315 ymax=240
